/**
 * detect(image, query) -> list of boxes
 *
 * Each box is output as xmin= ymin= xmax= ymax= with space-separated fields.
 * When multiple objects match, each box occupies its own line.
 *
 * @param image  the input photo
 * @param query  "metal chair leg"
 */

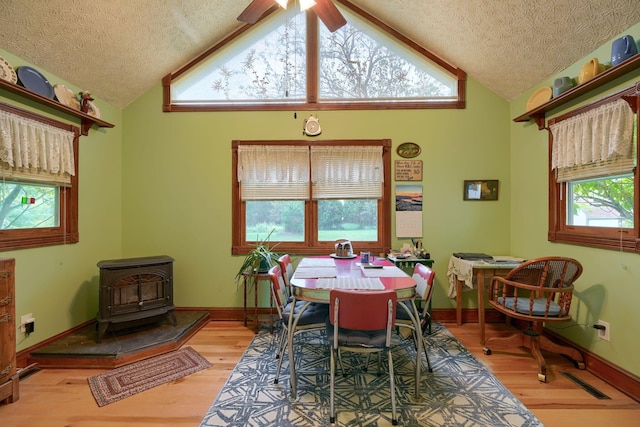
xmin=421 ymin=336 xmax=433 ymax=373
xmin=330 ymin=348 xmax=336 ymax=424
xmin=388 ymin=349 xmax=398 ymax=425
xmin=273 ymin=328 xmax=288 ymax=384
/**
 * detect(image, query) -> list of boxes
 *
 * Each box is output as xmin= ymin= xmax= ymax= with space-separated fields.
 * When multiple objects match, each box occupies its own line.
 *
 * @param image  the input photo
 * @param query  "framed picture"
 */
xmin=396 ymin=142 xmax=421 ymax=158
xmin=463 ymin=180 xmax=499 ymax=201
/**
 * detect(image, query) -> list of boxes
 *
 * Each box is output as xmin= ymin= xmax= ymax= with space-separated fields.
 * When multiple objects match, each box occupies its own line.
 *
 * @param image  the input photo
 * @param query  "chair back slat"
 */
xmin=488 ymin=256 xmax=582 ymax=321
xmin=268 ymin=265 xmax=287 ymax=318
xmin=277 ymin=254 xmax=294 ymax=300
xmin=412 ymin=263 xmax=435 ymax=314
xmin=329 ymin=290 xmax=397 ymax=331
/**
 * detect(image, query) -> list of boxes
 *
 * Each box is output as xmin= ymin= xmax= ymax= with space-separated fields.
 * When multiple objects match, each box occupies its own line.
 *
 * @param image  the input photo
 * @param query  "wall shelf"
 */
xmin=0 ymin=79 xmax=114 ymax=136
xmin=513 ymin=54 xmax=640 ymax=130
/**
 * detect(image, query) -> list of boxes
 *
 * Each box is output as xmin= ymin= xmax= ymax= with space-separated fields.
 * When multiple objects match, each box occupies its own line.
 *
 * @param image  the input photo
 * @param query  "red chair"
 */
xmin=277 ymin=254 xmax=294 ymax=301
xmin=395 ymin=263 xmax=435 ymax=372
xmin=327 ymin=289 xmax=398 ymax=425
xmin=268 ymin=265 xmax=328 ymax=385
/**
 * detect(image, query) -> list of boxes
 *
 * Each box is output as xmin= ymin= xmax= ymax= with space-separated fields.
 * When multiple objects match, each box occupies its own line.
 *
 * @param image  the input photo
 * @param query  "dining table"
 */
xmin=288 ymin=255 xmax=424 ymax=401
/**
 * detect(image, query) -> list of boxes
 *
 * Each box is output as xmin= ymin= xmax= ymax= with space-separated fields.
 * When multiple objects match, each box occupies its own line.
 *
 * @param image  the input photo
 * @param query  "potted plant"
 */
xmin=235 ymin=229 xmax=280 ymax=286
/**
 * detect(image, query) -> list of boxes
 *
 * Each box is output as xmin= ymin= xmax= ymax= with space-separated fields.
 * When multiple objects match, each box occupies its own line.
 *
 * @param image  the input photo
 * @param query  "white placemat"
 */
xmin=293 ymin=267 xmax=337 ymax=279
xmin=360 ymin=265 xmax=406 ymax=277
xmin=297 ymin=258 xmax=337 ymax=268
xmin=315 ymin=278 xmax=385 ymax=290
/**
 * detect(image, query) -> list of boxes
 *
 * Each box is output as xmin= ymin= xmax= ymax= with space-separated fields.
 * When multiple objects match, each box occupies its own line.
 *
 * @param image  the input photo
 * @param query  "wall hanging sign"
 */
xmin=463 ymin=179 xmax=499 ymax=201
xmin=395 ymin=160 xmax=423 ymax=181
xmin=396 ymin=142 xmax=421 ymax=158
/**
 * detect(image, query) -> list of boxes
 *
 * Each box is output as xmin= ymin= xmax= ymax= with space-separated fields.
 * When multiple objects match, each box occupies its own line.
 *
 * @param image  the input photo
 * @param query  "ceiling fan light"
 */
xmin=299 ymin=0 xmax=316 ymax=12
xmin=275 ymin=0 xmax=288 ymax=9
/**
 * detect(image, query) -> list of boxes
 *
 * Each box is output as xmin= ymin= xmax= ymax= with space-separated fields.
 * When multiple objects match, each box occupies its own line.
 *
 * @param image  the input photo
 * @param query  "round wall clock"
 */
xmin=397 ymin=142 xmax=421 ymax=158
xmin=303 ymin=115 xmax=322 ymax=136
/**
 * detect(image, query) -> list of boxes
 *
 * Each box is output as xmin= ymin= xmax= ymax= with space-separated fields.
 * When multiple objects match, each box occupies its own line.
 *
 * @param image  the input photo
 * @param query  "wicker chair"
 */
xmin=482 ymin=256 xmax=586 ymax=382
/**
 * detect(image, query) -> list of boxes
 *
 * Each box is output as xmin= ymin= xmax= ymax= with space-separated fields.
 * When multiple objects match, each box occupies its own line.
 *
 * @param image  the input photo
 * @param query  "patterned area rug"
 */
xmin=88 ymin=346 xmax=212 ymax=406
xmin=200 ymin=322 xmax=543 ymax=427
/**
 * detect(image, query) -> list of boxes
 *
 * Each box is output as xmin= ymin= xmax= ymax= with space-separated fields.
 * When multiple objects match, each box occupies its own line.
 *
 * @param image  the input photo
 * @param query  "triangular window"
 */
xmin=164 ymin=2 xmax=465 ymax=111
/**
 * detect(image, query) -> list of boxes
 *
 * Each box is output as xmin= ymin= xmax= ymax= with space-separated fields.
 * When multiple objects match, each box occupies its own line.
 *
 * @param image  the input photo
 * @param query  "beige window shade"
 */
xmin=237 ymin=145 xmax=310 ymax=200
xmin=311 ymin=146 xmax=383 ymax=199
xmin=550 ymin=98 xmax=635 ymax=182
xmin=0 ymin=109 xmax=75 ymax=186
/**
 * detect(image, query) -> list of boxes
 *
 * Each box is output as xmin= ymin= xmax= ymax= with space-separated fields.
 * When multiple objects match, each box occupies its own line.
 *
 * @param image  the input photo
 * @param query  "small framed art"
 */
xmin=463 ymin=180 xmax=499 ymax=201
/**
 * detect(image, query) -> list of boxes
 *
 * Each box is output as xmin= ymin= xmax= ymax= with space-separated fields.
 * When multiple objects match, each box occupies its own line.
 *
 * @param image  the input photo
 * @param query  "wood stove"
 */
xmin=96 ymin=255 xmax=176 ymax=342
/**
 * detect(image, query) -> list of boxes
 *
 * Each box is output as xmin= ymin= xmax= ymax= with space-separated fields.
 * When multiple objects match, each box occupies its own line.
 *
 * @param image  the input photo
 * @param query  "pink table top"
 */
xmin=291 ymin=256 xmax=416 ymax=302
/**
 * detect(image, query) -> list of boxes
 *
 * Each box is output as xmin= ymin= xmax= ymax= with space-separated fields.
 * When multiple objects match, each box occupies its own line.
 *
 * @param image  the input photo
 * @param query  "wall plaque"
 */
xmin=395 ymin=160 xmax=423 ymax=181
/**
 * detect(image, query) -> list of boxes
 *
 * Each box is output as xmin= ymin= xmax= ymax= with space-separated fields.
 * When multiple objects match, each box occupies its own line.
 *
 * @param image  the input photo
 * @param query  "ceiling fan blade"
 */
xmin=313 ymin=0 xmax=347 ymax=32
xmin=237 ymin=0 xmax=274 ymax=24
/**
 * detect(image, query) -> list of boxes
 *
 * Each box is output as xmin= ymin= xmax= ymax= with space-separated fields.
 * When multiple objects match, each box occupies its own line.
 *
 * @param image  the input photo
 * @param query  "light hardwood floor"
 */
xmin=0 ymin=320 xmax=639 ymax=426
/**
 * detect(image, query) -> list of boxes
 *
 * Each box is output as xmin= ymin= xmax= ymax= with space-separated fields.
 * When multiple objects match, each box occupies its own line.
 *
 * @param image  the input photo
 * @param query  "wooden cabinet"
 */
xmin=0 ymin=258 xmax=18 ymax=404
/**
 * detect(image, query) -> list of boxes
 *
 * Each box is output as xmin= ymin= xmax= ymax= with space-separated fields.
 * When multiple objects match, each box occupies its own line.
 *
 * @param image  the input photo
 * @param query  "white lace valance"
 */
xmin=237 ymin=145 xmax=310 ymax=200
xmin=550 ymin=98 xmax=635 ymax=182
xmin=0 ymin=109 xmax=76 ymax=185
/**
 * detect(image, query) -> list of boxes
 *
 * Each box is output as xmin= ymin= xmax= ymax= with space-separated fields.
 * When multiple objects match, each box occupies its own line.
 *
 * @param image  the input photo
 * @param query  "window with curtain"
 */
xmin=0 ymin=103 xmax=79 ymax=250
xmin=548 ymin=88 xmax=639 ymax=252
xmin=232 ymin=140 xmax=391 ymax=255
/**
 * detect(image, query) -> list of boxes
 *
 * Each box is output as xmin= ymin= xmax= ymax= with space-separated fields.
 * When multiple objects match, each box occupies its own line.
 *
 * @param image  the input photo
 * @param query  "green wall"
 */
xmin=509 ymin=23 xmax=640 ymax=376
xmin=120 ymin=77 xmax=511 ymax=312
xmin=0 ymin=49 xmax=123 ymax=352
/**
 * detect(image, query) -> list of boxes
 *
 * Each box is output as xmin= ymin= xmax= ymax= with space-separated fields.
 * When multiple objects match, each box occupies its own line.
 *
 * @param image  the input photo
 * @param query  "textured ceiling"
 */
xmin=1 ymin=0 xmax=639 ymax=108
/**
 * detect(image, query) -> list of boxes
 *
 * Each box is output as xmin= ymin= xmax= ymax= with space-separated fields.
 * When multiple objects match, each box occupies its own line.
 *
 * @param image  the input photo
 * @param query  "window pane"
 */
xmin=0 ymin=181 xmax=59 ymax=229
xmin=319 ymin=8 xmax=456 ymax=102
xmin=567 ymin=175 xmax=634 ymax=228
xmin=246 ymin=200 xmax=305 ymax=242
xmin=317 ymin=199 xmax=378 ymax=241
xmin=172 ymin=11 xmax=306 ymax=104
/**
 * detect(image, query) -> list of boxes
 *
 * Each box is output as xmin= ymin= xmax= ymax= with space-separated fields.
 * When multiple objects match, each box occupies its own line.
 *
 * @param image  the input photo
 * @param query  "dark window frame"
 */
xmin=231 ymin=139 xmax=392 ymax=256
xmin=547 ymin=85 xmax=640 ymax=253
xmin=0 ymin=103 xmax=79 ymax=251
xmin=162 ymin=1 xmax=466 ymax=113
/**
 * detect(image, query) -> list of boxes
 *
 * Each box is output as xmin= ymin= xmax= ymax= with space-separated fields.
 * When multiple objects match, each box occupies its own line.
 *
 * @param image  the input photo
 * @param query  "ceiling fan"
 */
xmin=237 ymin=0 xmax=347 ymax=32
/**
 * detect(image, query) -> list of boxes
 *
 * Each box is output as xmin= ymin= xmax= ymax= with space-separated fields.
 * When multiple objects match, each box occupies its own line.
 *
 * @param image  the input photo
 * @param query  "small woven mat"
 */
xmin=88 ymin=346 xmax=211 ymax=406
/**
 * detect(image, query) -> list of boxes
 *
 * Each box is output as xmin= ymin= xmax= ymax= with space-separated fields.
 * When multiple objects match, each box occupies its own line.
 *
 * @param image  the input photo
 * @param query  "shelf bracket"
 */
xmin=530 ymin=113 xmax=546 ymax=130
xmin=621 ymin=94 xmax=638 ymax=114
xmin=80 ymin=120 xmax=92 ymax=136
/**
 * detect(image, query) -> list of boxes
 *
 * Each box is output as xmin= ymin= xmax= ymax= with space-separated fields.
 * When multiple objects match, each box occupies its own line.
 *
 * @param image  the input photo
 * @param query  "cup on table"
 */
xmin=360 ymin=251 xmax=371 ymax=264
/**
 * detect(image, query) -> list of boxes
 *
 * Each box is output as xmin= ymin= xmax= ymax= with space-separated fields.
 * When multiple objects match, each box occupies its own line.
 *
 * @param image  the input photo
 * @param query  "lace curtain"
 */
xmin=0 ymin=109 xmax=76 ymax=185
xmin=311 ymin=146 xmax=383 ymax=199
xmin=237 ymin=145 xmax=310 ymax=200
xmin=550 ymin=98 xmax=635 ymax=182
xmin=237 ymin=144 xmax=384 ymax=200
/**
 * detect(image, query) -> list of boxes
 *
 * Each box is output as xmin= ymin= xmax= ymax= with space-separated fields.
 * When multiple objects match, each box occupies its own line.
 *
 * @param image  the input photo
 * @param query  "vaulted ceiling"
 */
xmin=1 ymin=0 xmax=639 ymax=108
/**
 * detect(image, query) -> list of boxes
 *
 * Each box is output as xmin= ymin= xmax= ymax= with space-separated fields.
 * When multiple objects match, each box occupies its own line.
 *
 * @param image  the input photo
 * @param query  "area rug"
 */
xmin=200 ymin=322 xmax=543 ymax=427
xmin=88 ymin=346 xmax=211 ymax=406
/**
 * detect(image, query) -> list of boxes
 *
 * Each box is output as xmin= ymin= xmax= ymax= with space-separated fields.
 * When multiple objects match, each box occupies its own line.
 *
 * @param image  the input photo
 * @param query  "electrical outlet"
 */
xmin=597 ymin=319 xmax=610 ymax=341
xmin=20 ymin=313 xmax=34 ymax=333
